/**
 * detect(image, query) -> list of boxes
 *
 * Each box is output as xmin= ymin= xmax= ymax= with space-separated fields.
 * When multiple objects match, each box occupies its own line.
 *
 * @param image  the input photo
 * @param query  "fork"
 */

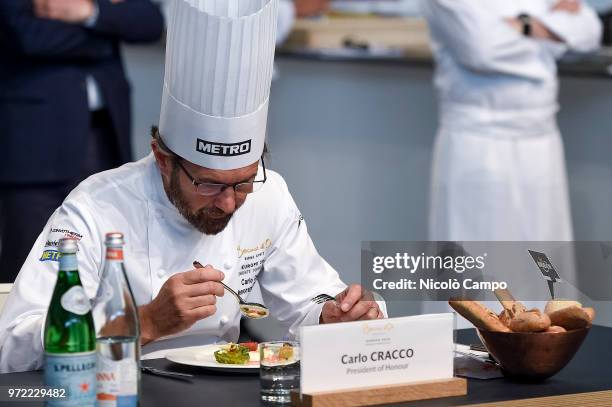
xmin=311 ymin=291 xmax=386 ymax=304
xmin=311 ymin=293 xmax=336 ymax=304
xmin=141 ymin=366 xmax=193 ymax=381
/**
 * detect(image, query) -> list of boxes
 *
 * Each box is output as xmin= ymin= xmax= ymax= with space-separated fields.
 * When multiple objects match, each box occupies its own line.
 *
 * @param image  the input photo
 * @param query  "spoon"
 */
xmin=193 ymin=261 xmax=269 ymax=319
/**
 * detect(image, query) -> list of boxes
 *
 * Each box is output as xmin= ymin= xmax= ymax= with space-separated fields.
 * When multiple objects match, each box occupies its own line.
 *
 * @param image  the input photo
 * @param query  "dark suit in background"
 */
xmin=0 ymin=0 xmax=164 ymax=282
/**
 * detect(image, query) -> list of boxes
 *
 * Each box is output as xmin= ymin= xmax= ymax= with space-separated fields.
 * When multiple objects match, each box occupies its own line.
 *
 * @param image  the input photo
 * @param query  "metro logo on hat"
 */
xmin=159 ymin=0 xmax=278 ymax=170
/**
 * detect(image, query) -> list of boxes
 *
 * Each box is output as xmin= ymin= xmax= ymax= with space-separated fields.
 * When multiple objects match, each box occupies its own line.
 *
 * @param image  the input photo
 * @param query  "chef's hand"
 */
xmin=552 ymin=0 xmax=581 ymax=14
xmin=139 ymin=265 xmax=225 ymax=345
xmin=320 ymin=284 xmax=384 ymax=324
xmin=33 ymin=0 xmax=95 ymax=24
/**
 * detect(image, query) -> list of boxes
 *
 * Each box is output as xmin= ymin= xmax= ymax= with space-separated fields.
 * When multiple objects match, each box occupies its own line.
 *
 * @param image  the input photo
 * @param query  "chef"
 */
xmin=422 ymin=0 xmax=602 ymax=241
xmin=0 ymin=0 xmax=384 ymax=373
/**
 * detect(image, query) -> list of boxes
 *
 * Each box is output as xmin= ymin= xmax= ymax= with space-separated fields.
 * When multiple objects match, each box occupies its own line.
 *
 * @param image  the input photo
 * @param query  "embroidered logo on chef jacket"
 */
xmin=40 ymin=250 xmax=61 ymax=262
xmin=196 ymin=139 xmax=251 ymax=157
xmin=235 ymin=238 xmax=272 ymax=296
xmin=39 ymin=227 xmax=83 ymax=262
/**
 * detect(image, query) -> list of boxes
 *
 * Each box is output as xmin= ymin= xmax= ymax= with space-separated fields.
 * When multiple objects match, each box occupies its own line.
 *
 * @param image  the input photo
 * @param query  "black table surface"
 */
xmin=1 ymin=326 xmax=611 ymax=407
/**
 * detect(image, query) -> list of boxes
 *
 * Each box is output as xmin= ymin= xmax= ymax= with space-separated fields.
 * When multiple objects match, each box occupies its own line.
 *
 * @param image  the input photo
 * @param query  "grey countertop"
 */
xmin=278 ymin=46 xmax=612 ymax=79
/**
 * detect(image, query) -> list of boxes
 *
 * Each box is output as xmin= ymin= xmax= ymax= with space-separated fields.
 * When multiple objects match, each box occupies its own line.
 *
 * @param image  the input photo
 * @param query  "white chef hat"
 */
xmin=159 ymin=0 xmax=278 ymax=170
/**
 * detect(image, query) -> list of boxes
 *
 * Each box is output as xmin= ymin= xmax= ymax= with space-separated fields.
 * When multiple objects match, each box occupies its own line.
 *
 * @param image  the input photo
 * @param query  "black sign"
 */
xmin=196 ymin=139 xmax=251 ymax=157
xmin=528 ymin=250 xmax=561 ymax=299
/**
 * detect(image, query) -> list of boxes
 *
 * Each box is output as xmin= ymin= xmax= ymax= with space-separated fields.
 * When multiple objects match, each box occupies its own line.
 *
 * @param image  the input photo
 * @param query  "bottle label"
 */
xmin=44 ymin=352 xmax=96 ymax=407
xmin=60 ymin=286 xmax=91 ymax=315
xmin=59 ymin=253 xmax=78 ymax=271
xmin=96 ymin=354 xmax=138 ymax=407
xmin=106 ymin=248 xmax=124 ymax=261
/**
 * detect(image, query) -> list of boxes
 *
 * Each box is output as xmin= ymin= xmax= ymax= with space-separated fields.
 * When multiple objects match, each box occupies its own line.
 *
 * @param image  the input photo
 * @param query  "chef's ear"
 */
xmin=151 ymin=126 xmax=175 ymax=180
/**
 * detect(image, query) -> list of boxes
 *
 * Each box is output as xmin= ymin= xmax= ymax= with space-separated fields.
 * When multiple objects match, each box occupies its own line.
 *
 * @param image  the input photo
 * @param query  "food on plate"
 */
xmin=508 ymin=310 xmax=551 ymax=333
xmin=214 ymin=343 xmax=250 ymax=365
xmin=239 ymin=342 xmax=259 ymax=352
xmin=448 ymin=300 xmax=511 ymax=332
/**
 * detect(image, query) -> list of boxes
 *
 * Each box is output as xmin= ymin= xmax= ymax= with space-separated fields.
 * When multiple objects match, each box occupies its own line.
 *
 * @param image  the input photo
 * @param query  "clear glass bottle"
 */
xmin=44 ymin=237 xmax=97 ymax=406
xmin=92 ymin=232 xmax=140 ymax=407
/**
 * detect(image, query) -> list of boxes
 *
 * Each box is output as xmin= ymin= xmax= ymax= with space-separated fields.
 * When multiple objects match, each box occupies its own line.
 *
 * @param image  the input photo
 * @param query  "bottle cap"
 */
xmin=105 ymin=232 xmax=125 ymax=248
xmin=59 ymin=237 xmax=78 ymax=254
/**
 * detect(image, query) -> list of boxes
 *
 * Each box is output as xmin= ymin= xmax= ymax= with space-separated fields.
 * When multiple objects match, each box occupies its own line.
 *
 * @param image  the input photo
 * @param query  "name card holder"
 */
xmin=295 ymin=314 xmax=466 ymax=406
xmin=291 ymin=377 xmax=467 ymax=407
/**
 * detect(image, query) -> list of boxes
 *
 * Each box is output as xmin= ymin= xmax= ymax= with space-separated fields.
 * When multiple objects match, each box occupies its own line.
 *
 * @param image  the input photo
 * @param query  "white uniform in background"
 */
xmin=422 ymin=0 xmax=602 ymax=241
xmin=0 ymin=155 xmax=347 ymax=372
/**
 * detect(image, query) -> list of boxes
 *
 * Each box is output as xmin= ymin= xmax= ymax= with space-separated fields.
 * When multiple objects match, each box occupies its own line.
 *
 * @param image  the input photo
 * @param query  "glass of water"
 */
xmin=260 ymin=341 xmax=300 ymax=404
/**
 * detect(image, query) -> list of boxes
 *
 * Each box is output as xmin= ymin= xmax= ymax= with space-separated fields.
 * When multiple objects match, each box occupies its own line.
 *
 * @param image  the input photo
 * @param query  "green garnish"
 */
xmin=214 ymin=343 xmax=250 ymax=365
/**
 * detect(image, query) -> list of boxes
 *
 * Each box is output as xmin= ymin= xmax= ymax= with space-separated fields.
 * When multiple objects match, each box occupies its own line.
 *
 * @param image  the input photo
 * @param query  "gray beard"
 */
xmin=163 ymin=165 xmax=233 ymax=235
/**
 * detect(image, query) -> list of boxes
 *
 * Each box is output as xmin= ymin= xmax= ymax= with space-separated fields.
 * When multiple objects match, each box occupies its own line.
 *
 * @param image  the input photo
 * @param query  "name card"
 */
xmin=299 ymin=313 xmax=454 ymax=394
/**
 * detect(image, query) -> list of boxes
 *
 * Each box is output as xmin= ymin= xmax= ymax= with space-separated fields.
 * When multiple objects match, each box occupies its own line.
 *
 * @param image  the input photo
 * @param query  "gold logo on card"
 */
xmin=362 ymin=322 xmax=394 ymax=334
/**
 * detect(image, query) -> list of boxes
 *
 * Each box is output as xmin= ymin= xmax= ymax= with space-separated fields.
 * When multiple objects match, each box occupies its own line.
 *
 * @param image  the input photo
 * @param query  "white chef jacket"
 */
xmin=422 ymin=0 xmax=602 ymax=115
xmin=422 ymin=0 xmax=602 ymax=241
xmin=0 ymin=154 xmax=349 ymax=373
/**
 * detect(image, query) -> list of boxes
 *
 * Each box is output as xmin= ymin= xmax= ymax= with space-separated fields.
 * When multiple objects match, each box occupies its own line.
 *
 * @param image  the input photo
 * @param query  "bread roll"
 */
xmin=548 ymin=306 xmax=591 ymax=330
xmin=493 ymin=289 xmax=526 ymax=317
xmin=509 ymin=311 xmax=551 ymax=332
xmin=544 ymin=300 xmax=582 ymax=315
xmin=449 ymin=300 xmax=510 ymax=332
xmin=584 ymin=307 xmax=596 ymax=323
xmin=498 ymin=310 xmax=512 ymax=328
xmin=546 ymin=325 xmax=567 ymax=333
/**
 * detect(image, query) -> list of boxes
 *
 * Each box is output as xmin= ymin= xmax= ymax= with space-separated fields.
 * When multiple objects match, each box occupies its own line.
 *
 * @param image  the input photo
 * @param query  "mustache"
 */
xmin=196 ymin=206 xmax=230 ymax=220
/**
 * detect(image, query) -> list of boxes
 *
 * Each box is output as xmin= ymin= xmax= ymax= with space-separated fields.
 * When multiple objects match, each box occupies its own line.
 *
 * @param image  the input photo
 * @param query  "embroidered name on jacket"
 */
xmin=196 ymin=139 xmax=251 ymax=156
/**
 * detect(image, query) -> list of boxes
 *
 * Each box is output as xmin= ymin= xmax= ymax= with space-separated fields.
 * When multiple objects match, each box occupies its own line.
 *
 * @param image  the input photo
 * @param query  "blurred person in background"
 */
xmin=277 ymin=0 xmax=329 ymax=46
xmin=294 ymin=0 xmax=329 ymax=18
xmin=0 ymin=0 xmax=164 ymax=282
xmin=423 ymin=0 xmax=602 ymax=241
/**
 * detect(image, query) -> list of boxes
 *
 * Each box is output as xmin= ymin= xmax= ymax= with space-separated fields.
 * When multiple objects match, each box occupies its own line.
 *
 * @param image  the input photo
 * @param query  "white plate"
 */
xmin=165 ymin=344 xmax=260 ymax=373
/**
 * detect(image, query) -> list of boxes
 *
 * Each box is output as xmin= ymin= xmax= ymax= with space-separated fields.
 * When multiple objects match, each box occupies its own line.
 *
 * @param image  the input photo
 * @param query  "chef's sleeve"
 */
xmin=0 ymin=0 xmax=114 ymax=59
xmin=421 ymin=0 xmax=550 ymax=81
xmin=538 ymin=1 xmax=602 ymax=53
xmin=0 ymin=196 xmax=103 ymax=373
xmin=257 ymin=179 xmax=348 ymax=339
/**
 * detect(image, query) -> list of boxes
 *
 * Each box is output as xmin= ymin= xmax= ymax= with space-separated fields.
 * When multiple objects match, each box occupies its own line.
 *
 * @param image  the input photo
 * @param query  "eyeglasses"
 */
xmin=176 ymin=158 xmax=267 ymax=197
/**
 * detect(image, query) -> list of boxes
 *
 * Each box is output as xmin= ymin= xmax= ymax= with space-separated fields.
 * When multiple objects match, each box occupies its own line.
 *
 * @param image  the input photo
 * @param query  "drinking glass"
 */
xmin=259 ymin=341 xmax=300 ymax=404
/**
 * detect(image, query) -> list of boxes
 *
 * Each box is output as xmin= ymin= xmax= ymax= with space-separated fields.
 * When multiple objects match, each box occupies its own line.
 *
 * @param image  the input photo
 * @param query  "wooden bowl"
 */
xmin=477 ymin=326 xmax=591 ymax=381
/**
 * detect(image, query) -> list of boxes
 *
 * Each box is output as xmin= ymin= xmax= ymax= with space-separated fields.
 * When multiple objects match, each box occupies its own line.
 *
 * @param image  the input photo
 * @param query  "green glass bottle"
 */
xmin=44 ymin=237 xmax=96 ymax=407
